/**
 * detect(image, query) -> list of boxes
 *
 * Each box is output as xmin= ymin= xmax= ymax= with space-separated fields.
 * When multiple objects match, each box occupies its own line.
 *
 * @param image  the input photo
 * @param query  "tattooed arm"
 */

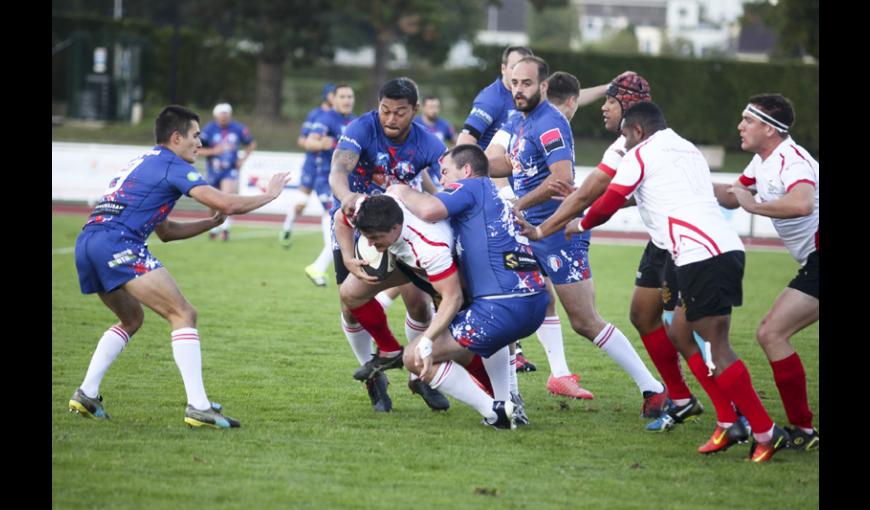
xmin=329 ymin=148 xmax=364 ymax=218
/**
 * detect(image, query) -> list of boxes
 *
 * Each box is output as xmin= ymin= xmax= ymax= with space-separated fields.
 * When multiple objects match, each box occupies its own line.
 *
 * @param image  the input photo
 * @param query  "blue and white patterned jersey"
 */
xmin=506 ymin=100 xmax=575 ymax=225
xmin=311 ymin=109 xmax=356 ymax=178
xmin=436 ymin=177 xmax=545 ymax=299
xmin=462 ymin=77 xmax=519 ymax=149
xmin=300 ymin=106 xmax=327 ymax=175
xmin=200 ymin=120 xmax=254 ymax=174
xmin=83 ymin=146 xmax=208 ymax=242
xmin=334 ymin=110 xmax=446 ymax=208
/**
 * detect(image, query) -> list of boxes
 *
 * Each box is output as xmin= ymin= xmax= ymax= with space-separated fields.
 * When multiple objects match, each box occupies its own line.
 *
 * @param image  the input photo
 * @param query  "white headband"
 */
xmin=213 ymin=103 xmax=232 ymax=116
xmin=744 ymin=104 xmax=789 ymax=132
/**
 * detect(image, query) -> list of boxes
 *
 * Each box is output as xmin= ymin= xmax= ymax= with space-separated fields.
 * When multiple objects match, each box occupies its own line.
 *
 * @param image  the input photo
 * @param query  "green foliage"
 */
xmin=528 ymin=1 xmax=581 ymax=50
xmin=472 ymin=45 xmax=819 ymax=157
xmin=52 ymin=213 xmax=818 ymax=508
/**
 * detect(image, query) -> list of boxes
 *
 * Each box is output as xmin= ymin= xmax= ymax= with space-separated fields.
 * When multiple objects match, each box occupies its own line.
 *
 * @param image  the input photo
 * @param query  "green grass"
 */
xmin=52 ymin=214 xmax=818 ymax=509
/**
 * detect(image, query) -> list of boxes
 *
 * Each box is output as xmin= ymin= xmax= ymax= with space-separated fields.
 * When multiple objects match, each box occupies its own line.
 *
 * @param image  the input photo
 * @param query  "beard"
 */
xmin=515 ymin=89 xmax=542 ymax=112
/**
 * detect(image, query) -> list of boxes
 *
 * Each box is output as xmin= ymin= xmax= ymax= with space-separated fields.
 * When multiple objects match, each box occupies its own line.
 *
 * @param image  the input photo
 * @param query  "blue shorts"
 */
xmin=529 ymin=230 xmax=592 ymax=285
xmin=300 ymin=158 xmax=317 ymax=191
xmin=313 ymin=176 xmax=333 ymax=210
xmin=75 ymin=228 xmax=163 ymax=294
xmin=207 ymin=168 xmax=239 ymax=188
xmin=450 ymin=292 xmax=548 ymax=357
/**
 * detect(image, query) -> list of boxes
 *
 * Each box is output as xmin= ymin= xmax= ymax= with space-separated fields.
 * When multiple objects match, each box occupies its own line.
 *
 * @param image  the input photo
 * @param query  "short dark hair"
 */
xmin=502 ymin=45 xmax=534 ymax=64
xmin=748 ymin=93 xmax=795 ymax=131
xmin=356 ymin=195 xmax=404 ymax=234
xmin=155 ymin=105 xmax=199 ymax=144
xmin=378 ymin=77 xmax=419 ymax=107
xmin=334 ymin=83 xmax=353 ymax=94
xmin=622 ymin=102 xmax=668 ymax=135
xmin=546 ymin=71 xmax=581 ymax=105
xmin=448 ymin=144 xmax=489 ymax=177
xmin=515 ymin=56 xmax=549 ymax=83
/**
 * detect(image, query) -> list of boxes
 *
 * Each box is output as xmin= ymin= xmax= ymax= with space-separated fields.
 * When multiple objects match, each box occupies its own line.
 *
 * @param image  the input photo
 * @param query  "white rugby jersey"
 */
xmin=385 ymin=193 xmax=458 ymax=282
xmin=597 ymin=135 xmax=628 ymax=178
xmin=738 ymin=137 xmax=819 ymax=266
xmin=612 ymin=128 xmax=744 ymax=266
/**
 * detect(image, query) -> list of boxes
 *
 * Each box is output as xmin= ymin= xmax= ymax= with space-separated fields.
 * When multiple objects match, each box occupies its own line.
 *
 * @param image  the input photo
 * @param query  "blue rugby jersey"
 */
xmin=200 ymin=120 xmax=254 ymax=174
xmin=462 ymin=77 xmax=519 ymax=149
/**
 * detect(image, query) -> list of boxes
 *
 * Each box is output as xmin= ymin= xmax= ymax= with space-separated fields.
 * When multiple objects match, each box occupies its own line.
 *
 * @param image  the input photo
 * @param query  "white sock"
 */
xmin=536 ymin=316 xmax=571 ymax=377
xmin=80 ymin=326 xmax=130 ymax=398
xmin=210 ymin=227 xmax=219 ymax=235
xmin=171 ymin=328 xmax=211 ymax=410
xmin=593 ymin=323 xmax=664 ymax=395
xmin=375 ymin=292 xmax=395 ymax=310
xmin=429 ymin=361 xmax=494 ymax=419
xmin=509 ymin=353 xmax=519 ymax=394
xmin=341 ymin=314 xmax=373 ymax=365
xmin=283 ymin=205 xmax=299 ymax=231
xmin=320 ymin=212 xmax=332 ymax=246
xmin=754 ymin=426 xmax=775 ymax=444
xmin=221 ymin=217 xmax=232 ymax=232
xmin=482 ymin=346 xmax=511 ymax=402
xmin=405 ymin=314 xmax=428 ymax=343
xmin=312 ymin=244 xmax=333 ymax=274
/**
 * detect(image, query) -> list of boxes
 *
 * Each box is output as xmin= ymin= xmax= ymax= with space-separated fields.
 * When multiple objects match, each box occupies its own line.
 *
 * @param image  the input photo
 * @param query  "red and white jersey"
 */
xmin=597 ymin=135 xmax=628 ymax=178
xmin=613 ymin=128 xmax=744 ymax=266
xmin=385 ymin=192 xmax=458 ymax=283
xmin=738 ymin=137 xmax=819 ymax=266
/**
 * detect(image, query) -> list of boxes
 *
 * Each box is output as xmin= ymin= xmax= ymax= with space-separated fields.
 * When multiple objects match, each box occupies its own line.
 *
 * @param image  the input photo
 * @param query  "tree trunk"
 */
xmin=372 ymin=28 xmax=394 ymax=105
xmin=255 ymin=58 xmax=284 ymax=120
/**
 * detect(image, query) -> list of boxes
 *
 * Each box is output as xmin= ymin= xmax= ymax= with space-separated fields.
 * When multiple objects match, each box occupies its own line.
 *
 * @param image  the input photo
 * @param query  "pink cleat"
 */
xmin=547 ymin=374 xmax=594 ymax=400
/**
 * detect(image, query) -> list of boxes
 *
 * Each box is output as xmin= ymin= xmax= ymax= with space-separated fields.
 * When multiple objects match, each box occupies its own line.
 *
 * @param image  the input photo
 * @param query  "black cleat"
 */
xmin=784 ymin=426 xmax=819 ymax=452
xmin=365 ymin=372 xmax=392 ymax=412
xmin=750 ymin=424 xmax=790 ymax=463
xmin=408 ymin=378 xmax=450 ymax=411
xmin=645 ymin=395 xmax=705 ymax=432
xmin=511 ymin=391 xmax=530 ymax=426
xmin=353 ymin=348 xmax=405 ymax=381
xmin=482 ymin=400 xmax=517 ymax=430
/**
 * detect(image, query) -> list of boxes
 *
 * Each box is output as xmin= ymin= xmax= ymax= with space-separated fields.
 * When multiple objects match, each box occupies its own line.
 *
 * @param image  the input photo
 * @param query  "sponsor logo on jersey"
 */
xmin=442 ymin=182 xmax=463 ymax=194
xmin=540 ymin=128 xmax=565 ymax=155
xmin=338 ymin=135 xmax=361 ymax=150
xmin=470 ymin=107 xmax=494 ymax=124
xmin=187 ymin=171 xmax=201 ymax=182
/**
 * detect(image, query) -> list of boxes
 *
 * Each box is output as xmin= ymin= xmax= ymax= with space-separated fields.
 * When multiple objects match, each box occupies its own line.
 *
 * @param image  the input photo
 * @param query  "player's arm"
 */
xmin=188 ymin=173 xmax=289 ymax=215
xmin=713 ymin=179 xmax=751 ymax=209
xmin=577 ymin=83 xmax=609 ymax=107
xmin=574 ymin=185 xmax=630 ymax=233
xmin=153 ymin=211 xmax=227 ymax=242
xmin=303 ymin=132 xmax=335 ymax=152
xmin=420 ymin=170 xmax=438 ymax=194
xmin=455 ymin=130 xmax=479 ymax=146
xmin=513 ymin=159 xmax=574 ymax=214
xmin=733 ymin=182 xmax=814 ymax=219
xmin=329 ymin=148 xmax=364 ymax=217
xmin=296 ymin=135 xmax=307 ymax=150
xmin=333 ymin=208 xmax=379 ymax=283
xmin=388 ymin=184 xmax=449 ymax=221
xmin=522 ymin=168 xmax=614 ymax=240
xmin=417 ymin=271 xmax=464 ymax=380
xmin=237 ymin=140 xmax=257 ymax=168
xmin=485 ymin=129 xmax=514 ymax=178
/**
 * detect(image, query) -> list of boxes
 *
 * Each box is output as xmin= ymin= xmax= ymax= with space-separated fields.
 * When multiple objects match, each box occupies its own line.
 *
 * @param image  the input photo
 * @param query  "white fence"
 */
xmin=51 ymin=142 xmax=778 ymax=237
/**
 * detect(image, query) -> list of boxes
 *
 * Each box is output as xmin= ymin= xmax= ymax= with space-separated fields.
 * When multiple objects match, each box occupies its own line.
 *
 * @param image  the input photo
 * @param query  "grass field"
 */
xmin=51 ymin=214 xmax=819 ymax=509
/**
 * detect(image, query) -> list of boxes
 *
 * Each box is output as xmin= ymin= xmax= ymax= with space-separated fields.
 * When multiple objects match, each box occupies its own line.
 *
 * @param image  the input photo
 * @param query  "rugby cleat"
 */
xmin=68 ymin=388 xmax=110 ymax=420
xmin=547 ymin=374 xmax=594 ymax=400
xmin=641 ymin=389 xmax=669 ymax=418
xmin=482 ymin=400 xmax=516 ymax=430
xmin=184 ymin=405 xmax=240 ymax=429
xmin=408 ymin=377 xmax=450 ymax=411
xmin=511 ymin=391 xmax=530 ymax=426
xmin=698 ymin=416 xmax=750 ymax=454
xmin=749 ymin=425 xmax=790 ymax=463
xmin=304 ymin=264 xmax=327 ymax=287
xmin=784 ymin=426 xmax=819 ymax=452
xmin=279 ymin=230 xmax=292 ymax=247
xmin=353 ymin=348 xmax=405 ymax=381
xmin=515 ymin=351 xmax=537 ymax=373
xmin=365 ymin=372 xmax=392 ymax=412
xmin=645 ymin=396 xmax=705 ymax=432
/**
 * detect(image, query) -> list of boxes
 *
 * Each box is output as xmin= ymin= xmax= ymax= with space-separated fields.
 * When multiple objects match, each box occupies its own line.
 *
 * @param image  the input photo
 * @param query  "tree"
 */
xmin=528 ymin=1 xmax=581 ymax=50
xmin=330 ymin=0 xmax=489 ymax=104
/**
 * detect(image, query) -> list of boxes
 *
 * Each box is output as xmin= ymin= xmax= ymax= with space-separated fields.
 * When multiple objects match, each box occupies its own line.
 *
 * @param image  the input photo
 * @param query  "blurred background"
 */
xmin=52 ymin=0 xmax=818 ymax=171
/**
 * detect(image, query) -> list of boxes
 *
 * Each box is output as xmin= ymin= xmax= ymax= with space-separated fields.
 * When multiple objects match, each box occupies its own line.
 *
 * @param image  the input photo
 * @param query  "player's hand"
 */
xmin=548 ymin=179 xmax=576 ymax=200
xmin=341 ymin=192 xmax=365 ymax=220
xmin=386 ymin=183 xmax=411 ymax=197
xmin=265 ymin=172 xmax=291 ymax=198
xmin=515 ymin=215 xmax=542 ymax=240
xmin=730 ymin=186 xmax=756 ymax=212
xmin=344 ymin=257 xmax=380 ymax=283
xmin=211 ymin=211 xmax=227 ymax=226
xmin=564 ymin=218 xmax=583 ymax=239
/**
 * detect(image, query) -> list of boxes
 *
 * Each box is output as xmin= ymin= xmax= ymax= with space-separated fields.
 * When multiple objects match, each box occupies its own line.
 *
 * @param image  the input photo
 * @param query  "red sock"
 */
xmin=715 ymin=359 xmax=773 ymax=434
xmin=349 ymin=299 xmax=402 ymax=354
xmin=687 ymin=353 xmax=738 ymax=423
xmin=463 ymin=354 xmax=494 ymax=397
xmin=770 ymin=353 xmax=814 ymax=429
xmin=641 ymin=326 xmax=692 ymax=400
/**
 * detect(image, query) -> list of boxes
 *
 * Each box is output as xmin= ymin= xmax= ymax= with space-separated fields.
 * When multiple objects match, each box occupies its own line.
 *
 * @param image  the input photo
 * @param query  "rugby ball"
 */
xmin=354 ymin=234 xmax=396 ymax=280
